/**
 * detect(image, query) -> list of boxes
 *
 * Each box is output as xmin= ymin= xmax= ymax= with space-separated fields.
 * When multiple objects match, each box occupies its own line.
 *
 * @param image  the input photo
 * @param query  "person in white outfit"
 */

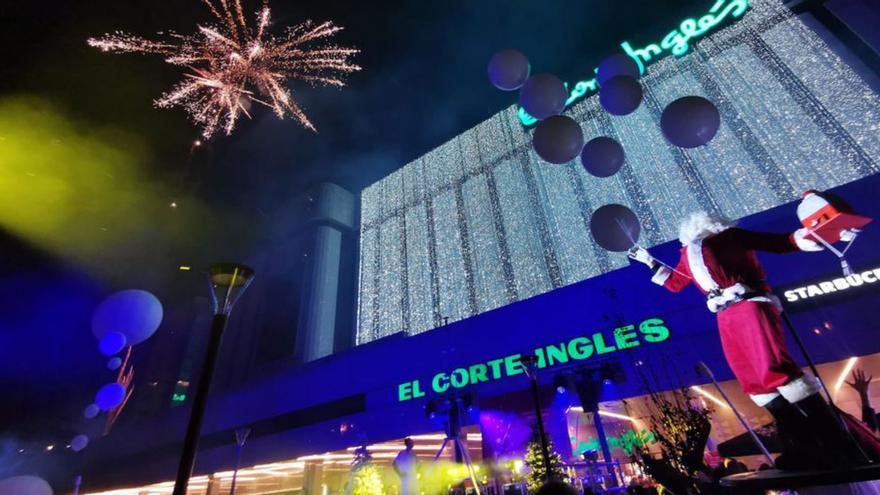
xmin=393 ymin=438 xmax=419 ymax=495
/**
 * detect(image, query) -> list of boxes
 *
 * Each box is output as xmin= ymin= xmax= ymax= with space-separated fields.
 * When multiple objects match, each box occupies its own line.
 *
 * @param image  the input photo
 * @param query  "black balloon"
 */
xmin=590 ymin=204 xmax=641 ymax=252
xmin=532 ymin=115 xmax=584 ymax=164
xmin=487 ymin=49 xmax=531 ymax=91
xmin=596 ymin=54 xmax=640 ymax=86
xmin=599 ymin=76 xmax=642 ymax=116
xmin=660 ymin=96 xmax=721 ymax=148
xmin=581 ymin=136 xmax=624 ymax=178
xmin=535 ymin=480 xmax=579 ymax=495
xmin=519 ymin=73 xmax=568 ymax=120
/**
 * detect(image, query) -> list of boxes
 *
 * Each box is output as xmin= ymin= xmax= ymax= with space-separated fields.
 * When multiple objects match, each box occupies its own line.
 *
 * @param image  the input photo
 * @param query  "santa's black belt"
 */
xmin=707 ymin=286 xmax=773 ymax=313
xmin=707 ymin=286 xmax=764 ymax=297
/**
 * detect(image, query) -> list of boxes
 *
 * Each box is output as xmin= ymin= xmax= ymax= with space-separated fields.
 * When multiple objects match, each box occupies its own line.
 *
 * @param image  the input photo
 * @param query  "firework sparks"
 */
xmin=88 ymin=0 xmax=360 ymax=138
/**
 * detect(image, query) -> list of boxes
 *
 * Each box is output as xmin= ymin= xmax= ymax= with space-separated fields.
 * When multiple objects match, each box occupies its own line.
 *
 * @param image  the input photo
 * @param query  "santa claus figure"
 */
xmin=629 ymin=211 xmax=865 ymax=470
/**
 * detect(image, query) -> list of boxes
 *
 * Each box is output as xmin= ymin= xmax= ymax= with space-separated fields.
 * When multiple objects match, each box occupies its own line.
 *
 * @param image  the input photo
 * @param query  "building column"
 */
xmin=294 ymin=182 xmax=356 ymax=363
xmin=303 ymin=462 xmax=325 ymax=495
xmin=205 ymin=475 xmax=221 ymax=495
xmin=295 ymin=224 xmax=343 ymax=362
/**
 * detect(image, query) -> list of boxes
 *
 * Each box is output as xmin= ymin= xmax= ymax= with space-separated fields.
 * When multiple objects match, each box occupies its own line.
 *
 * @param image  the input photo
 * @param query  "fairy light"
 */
xmin=408 ymin=433 xmax=447 ymax=440
xmin=88 ymin=0 xmax=360 ymax=138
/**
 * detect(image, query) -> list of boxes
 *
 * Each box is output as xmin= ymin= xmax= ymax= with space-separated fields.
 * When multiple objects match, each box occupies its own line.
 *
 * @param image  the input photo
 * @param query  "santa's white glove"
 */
xmin=793 ymin=228 xmax=823 ymax=252
xmin=840 ymin=228 xmax=861 ymax=243
xmin=628 ymin=246 xmax=656 ymax=267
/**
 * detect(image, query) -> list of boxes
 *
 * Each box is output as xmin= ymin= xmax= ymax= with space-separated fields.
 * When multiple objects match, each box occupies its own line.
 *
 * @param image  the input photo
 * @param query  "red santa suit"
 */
xmin=649 ymin=227 xmax=818 ymax=400
xmin=633 ymin=212 xmax=877 ymax=469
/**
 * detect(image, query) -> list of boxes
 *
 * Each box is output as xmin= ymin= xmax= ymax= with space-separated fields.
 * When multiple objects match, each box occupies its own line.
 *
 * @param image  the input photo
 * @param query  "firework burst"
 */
xmin=88 ymin=0 xmax=360 ymax=138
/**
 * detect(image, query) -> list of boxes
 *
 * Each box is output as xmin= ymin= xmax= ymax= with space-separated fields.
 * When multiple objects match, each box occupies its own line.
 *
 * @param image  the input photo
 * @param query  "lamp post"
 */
xmin=229 ymin=427 xmax=251 ymax=495
xmin=172 ymin=263 xmax=255 ymax=495
xmin=522 ymin=355 xmax=553 ymax=482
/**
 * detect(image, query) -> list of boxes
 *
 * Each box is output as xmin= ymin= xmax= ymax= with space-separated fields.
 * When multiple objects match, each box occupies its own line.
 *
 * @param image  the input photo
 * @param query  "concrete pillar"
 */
xmin=303 ymin=462 xmax=325 ymax=495
xmin=295 ymin=224 xmax=344 ymax=361
xmin=293 ymin=182 xmax=356 ymax=363
xmin=205 ymin=476 xmax=221 ymax=495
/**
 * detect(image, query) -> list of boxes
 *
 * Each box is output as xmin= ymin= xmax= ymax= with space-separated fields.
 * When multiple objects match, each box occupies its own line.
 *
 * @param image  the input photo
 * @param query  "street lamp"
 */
xmin=172 ymin=263 xmax=255 ymax=495
xmin=521 ymin=355 xmax=553 ymax=482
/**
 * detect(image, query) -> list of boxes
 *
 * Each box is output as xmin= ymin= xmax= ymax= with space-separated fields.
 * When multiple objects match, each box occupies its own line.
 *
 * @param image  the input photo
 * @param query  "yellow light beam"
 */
xmin=566 ymin=406 xmax=636 ymax=422
xmin=597 ymin=410 xmax=637 ymax=422
xmin=834 ymin=356 xmax=858 ymax=392
xmin=691 ymin=385 xmax=731 ymax=410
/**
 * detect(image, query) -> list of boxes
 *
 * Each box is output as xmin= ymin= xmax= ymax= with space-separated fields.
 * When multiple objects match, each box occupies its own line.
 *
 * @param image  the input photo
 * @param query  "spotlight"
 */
xmin=425 ymin=401 xmax=438 ymax=420
xmin=462 ymin=394 xmax=477 ymax=414
xmin=598 ymin=361 xmax=624 ymax=385
xmin=553 ymin=373 xmax=569 ymax=395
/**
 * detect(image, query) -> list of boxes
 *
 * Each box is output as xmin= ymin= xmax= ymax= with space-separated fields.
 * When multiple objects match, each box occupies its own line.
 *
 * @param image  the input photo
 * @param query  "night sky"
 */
xmin=0 ymin=0 xmax=704 ymax=453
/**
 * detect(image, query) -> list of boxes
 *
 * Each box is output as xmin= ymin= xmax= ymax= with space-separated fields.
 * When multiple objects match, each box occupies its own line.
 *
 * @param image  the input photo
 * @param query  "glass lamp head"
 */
xmin=208 ymin=263 xmax=255 ymax=315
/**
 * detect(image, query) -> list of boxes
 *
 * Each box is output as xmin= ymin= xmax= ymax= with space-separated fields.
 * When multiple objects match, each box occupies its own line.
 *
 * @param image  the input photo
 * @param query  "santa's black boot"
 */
xmin=765 ymin=396 xmax=824 ymax=470
xmin=793 ymin=393 xmax=868 ymax=467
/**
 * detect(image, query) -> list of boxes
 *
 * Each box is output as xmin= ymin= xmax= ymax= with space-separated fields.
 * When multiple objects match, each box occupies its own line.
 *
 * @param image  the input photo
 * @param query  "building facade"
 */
xmin=357 ymin=0 xmax=880 ymax=343
xmin=73 ymin=0 xmax=880 ymax=493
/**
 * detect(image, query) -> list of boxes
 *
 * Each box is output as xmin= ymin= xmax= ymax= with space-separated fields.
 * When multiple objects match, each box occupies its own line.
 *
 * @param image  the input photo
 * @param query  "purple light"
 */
xmin=479 ymin=410 xmax=531 ymax=459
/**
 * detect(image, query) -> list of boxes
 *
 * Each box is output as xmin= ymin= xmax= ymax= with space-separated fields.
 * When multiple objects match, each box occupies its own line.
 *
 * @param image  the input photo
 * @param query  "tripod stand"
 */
xmin=434 ymin=434 xmax=482 ymax=495
xmin=431 ymin=396 xmax=482 ymax=495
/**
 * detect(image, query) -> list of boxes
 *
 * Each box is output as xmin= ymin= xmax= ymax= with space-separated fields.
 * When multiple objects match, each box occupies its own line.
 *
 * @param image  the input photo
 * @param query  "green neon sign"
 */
xmin=517 ymin=0 xmax=749 ymax=126
xmin=397 ymin=318 xmax=671 ymax=402
xmin=573 ymin=428 xmax=657 ymax=456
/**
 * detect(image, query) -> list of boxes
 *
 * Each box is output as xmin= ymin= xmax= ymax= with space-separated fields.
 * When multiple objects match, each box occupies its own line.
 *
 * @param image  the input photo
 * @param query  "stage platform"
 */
xmin=721 ymin=465 xmax=880 ymax=492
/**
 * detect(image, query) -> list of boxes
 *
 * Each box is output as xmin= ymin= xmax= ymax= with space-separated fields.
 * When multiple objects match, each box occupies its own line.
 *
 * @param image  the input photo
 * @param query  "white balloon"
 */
xmin=91 ymin=289 xmax=163 ymax=345
xmin=83 ymin=403 xmax=100 ymax=419
xmin=98 ymin=331 xmax=127 ymax=356
xmin=95 ymin=383 xmax=126 ymax=411
xmin=0 ymin=475 xmax=53 ymax=495
xmin=107 ymin=357 xmax=123 ymax=370
xmin=70 ymin=434 xmax=89 ymax=452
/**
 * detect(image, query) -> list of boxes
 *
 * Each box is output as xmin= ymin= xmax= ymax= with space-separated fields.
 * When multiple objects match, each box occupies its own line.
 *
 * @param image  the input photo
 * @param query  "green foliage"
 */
xmin=351 ymin=464 xmax=384 ymax=495
xmin=349 ymin=446 xmax=385 ymax=495
xmin=646 ymin=389 xmax=712 ymax=475
xmin=524 ymin=428 xmax=567 ymax=494
xmin=631 ymin=389 xmax=713 ymax=495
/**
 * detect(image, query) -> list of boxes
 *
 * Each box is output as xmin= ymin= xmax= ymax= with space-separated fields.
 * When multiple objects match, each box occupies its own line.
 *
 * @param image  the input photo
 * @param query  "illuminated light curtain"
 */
xmin=356 ymin=0 xmax=880 ymax=344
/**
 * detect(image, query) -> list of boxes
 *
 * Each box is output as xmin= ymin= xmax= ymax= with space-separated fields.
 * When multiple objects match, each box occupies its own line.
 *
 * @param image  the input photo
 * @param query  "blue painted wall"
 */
xmin=78 ymin=173 xmax=880 ymax=491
